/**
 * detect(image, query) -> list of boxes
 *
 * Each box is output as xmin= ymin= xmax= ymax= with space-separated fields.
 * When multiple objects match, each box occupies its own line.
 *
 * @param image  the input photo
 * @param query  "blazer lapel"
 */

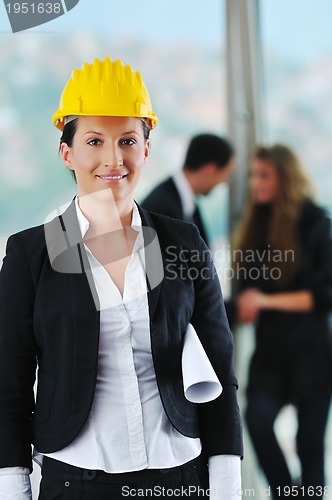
xmin=45 ymin=199 xmax=100 ymax=311
xmin=138 ymin=205 xmax=164 ymax=320
xmin=43 ymin=200 xmax=100 ymax=392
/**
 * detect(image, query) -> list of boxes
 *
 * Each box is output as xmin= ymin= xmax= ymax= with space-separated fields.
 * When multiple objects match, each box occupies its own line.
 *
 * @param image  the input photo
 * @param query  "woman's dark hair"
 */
xmin=59 ymin=118 xmax=151 ymax=183
xmin=141 ymin=119 xmax=151 ymax=142
xmin=60 ymin=119 xmax=78 ymax=148
xmin=59 ymin=119 xmax=78 ymax=181
xmin=233 ymin=144 xmax=314 ymax=285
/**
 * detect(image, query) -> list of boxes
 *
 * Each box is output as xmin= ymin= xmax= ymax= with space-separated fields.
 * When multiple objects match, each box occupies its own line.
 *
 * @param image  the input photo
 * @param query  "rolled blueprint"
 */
xmin=182 ymin=324 xmax=223 ymax=403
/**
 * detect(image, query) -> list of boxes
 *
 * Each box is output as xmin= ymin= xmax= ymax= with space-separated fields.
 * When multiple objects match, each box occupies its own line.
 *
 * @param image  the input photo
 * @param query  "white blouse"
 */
xmin=44 ymin=200 xmax=202 ymax=471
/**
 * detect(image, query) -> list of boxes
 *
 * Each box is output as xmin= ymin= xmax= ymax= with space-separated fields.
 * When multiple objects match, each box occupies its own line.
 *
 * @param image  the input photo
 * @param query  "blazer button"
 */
xmin=84 ymin=470 xmax=97 ymax=480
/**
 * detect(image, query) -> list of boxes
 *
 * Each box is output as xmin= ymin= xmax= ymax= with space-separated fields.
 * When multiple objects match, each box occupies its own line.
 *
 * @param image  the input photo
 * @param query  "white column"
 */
xmin=226 ymin=0 xmax=262 ymax=228
xmin=226 ymin=1 xmax=266 ymax=498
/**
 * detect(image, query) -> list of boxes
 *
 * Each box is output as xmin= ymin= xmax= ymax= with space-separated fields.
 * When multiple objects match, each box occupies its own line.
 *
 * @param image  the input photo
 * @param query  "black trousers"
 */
xmin=246 ymin=388 xmax=331 ymax=500
xmin=38 ymin=455 xmax=209 ymax=499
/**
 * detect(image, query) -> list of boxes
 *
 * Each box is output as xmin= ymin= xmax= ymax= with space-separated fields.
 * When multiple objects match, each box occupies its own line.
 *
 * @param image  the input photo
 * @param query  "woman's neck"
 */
xmin=77 ymin=192 xmax=133 ymax=238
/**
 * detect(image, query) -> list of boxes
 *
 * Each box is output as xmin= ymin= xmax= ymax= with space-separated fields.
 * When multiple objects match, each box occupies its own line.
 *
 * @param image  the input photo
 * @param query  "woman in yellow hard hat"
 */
xmin=0 ymin=57 xmax=243 ymax=499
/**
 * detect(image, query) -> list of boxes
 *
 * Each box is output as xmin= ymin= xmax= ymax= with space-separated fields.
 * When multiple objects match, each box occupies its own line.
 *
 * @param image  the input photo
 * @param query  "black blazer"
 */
xmin=141 ymin=176 xmax=210 ymax=246
xmin=0 ymin=201 xmax=243 ymax=470
xmin=235 ymin=200 xmax=332 ymax=399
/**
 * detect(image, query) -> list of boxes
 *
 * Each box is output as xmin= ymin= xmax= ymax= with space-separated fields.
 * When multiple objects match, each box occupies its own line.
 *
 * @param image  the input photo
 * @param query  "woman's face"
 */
xmin=249 ymin=157 xmax=280 ymax=204
xmin=60 ymin=115 xmax=150 ymax=202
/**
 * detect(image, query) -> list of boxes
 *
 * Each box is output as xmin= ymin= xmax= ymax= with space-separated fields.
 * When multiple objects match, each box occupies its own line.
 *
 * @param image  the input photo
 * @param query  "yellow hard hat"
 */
xmin=52 ymin=57 xmax=158 ymax=131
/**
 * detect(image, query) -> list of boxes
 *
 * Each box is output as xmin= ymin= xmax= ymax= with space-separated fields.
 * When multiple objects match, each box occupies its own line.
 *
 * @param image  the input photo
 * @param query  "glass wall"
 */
xmin=260 ymin=0 xmax=332 ymax=213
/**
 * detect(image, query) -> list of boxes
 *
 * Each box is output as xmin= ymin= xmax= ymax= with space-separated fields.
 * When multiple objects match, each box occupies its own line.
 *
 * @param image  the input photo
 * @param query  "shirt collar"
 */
xmin=74 ymin=196 xmax=142 ymax=240
xmin=75 ymin=196 xmax=90 ymax=238
xmin=172 ymin=169 xmax=196 ymax=219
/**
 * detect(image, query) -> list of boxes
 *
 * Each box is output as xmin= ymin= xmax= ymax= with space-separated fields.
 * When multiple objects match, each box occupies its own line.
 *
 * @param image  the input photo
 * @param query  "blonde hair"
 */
xmin=233 ymin=144 xmax=314 ymax=285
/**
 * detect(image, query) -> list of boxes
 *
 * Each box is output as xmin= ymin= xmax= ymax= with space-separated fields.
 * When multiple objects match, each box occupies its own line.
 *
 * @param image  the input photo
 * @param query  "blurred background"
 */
xmin=0 ymin=0 xmax=331 ymax=497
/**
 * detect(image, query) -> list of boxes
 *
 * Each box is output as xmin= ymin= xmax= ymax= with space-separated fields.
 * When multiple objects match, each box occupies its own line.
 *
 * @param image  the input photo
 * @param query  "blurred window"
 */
xmin=260 ymin=0 xmax=332 ymax=212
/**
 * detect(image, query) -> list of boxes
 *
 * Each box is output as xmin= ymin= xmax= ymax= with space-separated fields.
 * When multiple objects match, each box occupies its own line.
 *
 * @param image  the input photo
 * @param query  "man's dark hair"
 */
xmin=183 ymin=133 xmax=234 ymax=172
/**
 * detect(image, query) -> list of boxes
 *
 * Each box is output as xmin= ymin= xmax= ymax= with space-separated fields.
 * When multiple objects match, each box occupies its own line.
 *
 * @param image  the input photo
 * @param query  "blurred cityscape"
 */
xmin=1 ymin=29 xmax=331 ymax=242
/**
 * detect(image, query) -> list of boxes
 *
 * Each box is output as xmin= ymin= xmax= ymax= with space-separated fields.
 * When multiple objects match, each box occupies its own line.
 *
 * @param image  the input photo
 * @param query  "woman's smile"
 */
xmin=96 ymin=172 xmax=129 ymax=183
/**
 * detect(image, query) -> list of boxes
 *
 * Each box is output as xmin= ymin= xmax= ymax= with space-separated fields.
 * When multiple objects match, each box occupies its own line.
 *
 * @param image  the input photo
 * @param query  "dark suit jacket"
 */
xmin=0 ymin=201 xmax=242 ymax=470
xmin=141 ymin=176 xmax=210 ymax=246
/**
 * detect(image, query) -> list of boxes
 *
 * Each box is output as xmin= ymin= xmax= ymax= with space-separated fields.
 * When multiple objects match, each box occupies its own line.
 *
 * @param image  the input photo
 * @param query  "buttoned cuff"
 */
xmin=208 ymin=454 xmax=241 ymax=498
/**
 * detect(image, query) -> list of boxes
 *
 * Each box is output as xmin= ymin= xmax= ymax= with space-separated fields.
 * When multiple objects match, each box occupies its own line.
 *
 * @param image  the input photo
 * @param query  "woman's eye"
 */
xmin=87 ymin=138 xmax=101 ymax=146
xmin=120 ymin=138 xmax=136 ymax=146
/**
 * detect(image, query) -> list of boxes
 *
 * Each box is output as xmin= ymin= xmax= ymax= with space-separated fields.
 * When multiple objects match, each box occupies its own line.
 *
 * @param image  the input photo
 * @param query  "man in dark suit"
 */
xmin=141 ymin=134 xmax=235 ymax=247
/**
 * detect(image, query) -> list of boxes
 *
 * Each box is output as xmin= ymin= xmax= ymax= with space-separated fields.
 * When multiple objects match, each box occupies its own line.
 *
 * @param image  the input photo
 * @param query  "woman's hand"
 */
xmin=236 ymin=288 xmax=314 ymax=324
xmin=236 ymin=288 xmax=268 ymax=324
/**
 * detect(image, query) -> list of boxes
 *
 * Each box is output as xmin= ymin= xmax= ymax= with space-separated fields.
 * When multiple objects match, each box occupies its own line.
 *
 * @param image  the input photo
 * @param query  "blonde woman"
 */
xmin=234 ymin=145 xmax=332 ymax=500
